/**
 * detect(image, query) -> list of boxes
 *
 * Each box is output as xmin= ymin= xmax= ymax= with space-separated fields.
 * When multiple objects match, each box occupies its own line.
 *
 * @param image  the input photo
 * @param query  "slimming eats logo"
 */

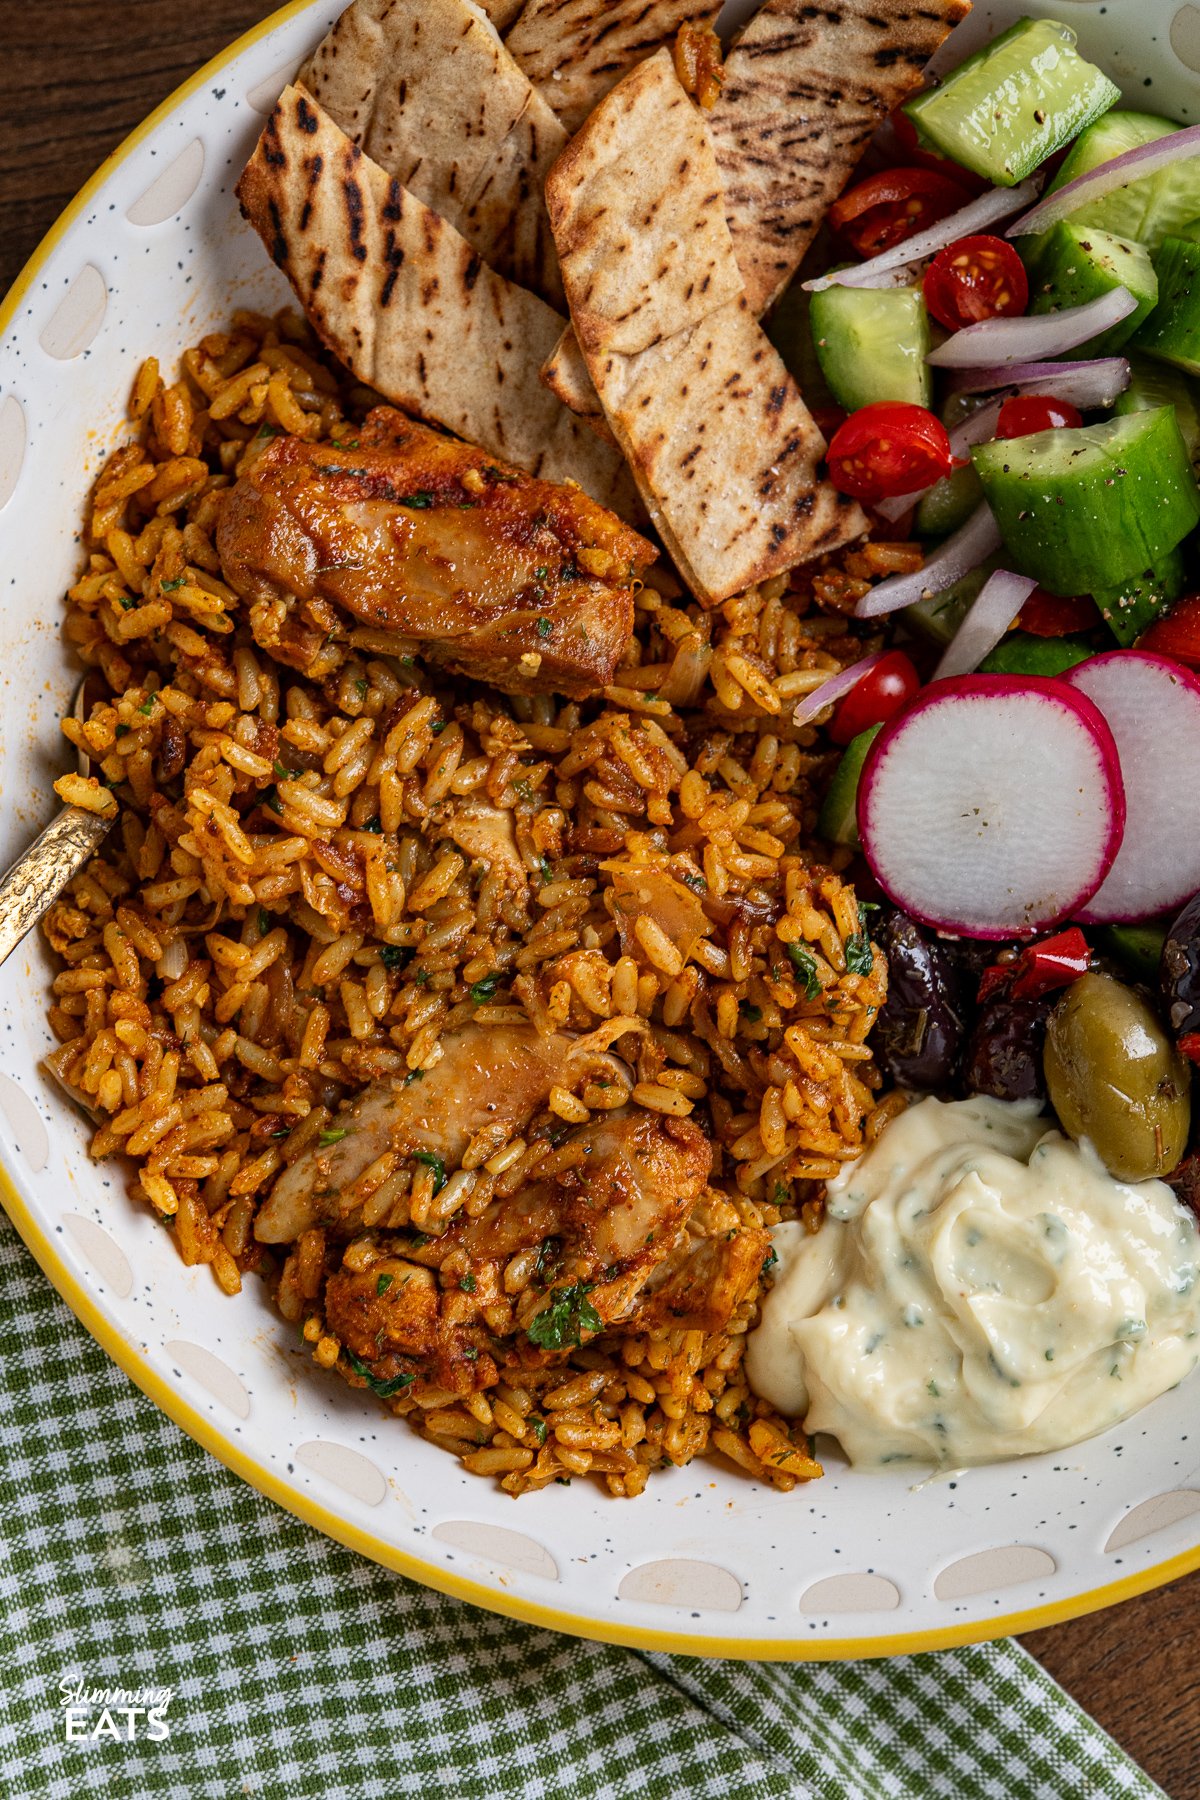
xmin=58 ymin=1678 xmax=173 ymax=1742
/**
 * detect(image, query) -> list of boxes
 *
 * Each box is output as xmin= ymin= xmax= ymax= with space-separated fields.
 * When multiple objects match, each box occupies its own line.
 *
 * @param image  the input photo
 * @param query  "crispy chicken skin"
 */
xmin=217 ymin=407 xmax=656 ymax=697
xmin=254 ymin=1022 xmax=631 ymax=1244
xmin=324 ymin=1107 xmax=713 ymax=1393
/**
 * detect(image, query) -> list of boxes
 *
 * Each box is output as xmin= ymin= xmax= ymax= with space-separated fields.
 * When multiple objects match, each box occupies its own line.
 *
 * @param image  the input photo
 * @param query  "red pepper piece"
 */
xmin=1178 ymin=1033 xmax=1200 ymax=1065
xmin=1009 ymin=927 xmax=1092 ymax=1000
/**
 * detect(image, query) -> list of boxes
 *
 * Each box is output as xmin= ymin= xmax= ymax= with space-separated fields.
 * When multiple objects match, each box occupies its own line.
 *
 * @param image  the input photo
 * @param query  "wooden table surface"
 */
xmin=2 ymin=2 xmax=1198 ymax=1791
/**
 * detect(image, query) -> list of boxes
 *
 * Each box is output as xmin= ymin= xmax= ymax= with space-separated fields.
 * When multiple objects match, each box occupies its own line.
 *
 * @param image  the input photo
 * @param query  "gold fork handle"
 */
xmin=0 ymin=805 xmax=113 ymax=969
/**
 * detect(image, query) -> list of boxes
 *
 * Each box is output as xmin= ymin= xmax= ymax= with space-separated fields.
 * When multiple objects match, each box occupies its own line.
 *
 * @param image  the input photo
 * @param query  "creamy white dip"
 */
xmin=746 ymin=1095 xmax=1200 ymax=1467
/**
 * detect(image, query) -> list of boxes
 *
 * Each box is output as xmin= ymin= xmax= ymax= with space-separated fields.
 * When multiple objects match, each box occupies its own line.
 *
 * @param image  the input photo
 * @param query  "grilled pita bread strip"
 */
xmin=710 ymin=0 xmax=972 ymax=315
xmin=237 ymin=86 xmax=639 ymax=515
xmin=546 ymin=51 xmax=867 ymax=603
xmin=299 ymin=0 xmax=567 ymax=307
xmin=504 ymin=0 xmax=719 ymax=134
xmin=542 ymin=0 xmax=969 ymax=413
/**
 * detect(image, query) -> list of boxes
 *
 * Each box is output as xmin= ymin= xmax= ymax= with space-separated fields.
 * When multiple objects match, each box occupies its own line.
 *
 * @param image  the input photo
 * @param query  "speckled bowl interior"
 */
xmin=2 ymin=0 xmax=1199 ymax=1657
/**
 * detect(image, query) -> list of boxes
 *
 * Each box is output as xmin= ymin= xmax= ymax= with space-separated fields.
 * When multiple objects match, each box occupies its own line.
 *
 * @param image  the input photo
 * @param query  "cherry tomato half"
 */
xmin=829 ymin=167 xmax=973 ymax=260
xmin=830 ymin=650 xmax=921 ymax=745
xmin=1017 ymin=588 xmax=1102 ymax=637
xmin=997 ymin=394 xmax=1084 ymax=437
xmin=826 ymin=402 xmax=954 ymax=503
xmin=1139 ymin=592 xmax=1200 ymax=669
xmin=922 ymin=234 xmax=1029 ymax=331
xmin=888 ymin=107 xmax=989 ymax=193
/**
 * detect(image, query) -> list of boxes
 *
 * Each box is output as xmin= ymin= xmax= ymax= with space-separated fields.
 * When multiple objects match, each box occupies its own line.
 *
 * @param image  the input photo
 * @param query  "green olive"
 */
xmin=1044 ymin=972 xmax=1191 ymax=1182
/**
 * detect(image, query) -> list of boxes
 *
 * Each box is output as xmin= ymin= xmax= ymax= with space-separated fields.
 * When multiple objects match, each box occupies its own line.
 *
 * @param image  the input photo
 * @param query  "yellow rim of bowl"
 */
xmin=2 ymin=0 xmax=1199 ymax=1661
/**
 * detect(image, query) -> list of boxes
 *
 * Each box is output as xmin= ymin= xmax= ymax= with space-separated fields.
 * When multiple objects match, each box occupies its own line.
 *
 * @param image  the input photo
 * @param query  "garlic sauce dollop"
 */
xmin=746 ymin=1095 xmax=1200 ymax=1467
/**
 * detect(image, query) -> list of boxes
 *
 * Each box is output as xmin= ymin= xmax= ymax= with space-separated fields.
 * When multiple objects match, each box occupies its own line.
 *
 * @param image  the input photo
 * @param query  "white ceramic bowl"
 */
xmin=3 ymin=0 xmax=1200 ymax=1659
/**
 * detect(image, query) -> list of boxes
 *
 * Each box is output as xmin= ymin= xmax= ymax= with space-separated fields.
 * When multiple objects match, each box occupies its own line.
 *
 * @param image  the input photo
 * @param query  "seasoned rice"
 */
xmin=43 ymin=309 xmax=890 ymax=1497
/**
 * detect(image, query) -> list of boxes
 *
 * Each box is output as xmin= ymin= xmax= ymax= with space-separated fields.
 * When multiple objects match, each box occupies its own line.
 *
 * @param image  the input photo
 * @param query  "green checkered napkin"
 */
xmin=0 ymin=1211 xmax=1164 ymax=1800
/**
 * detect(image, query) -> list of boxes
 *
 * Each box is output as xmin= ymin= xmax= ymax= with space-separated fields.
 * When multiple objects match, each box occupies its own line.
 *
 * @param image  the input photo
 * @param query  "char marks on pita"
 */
xmin=504 ymin=0 xmax=720 ymax=134
xmin=237 ymin=85 xmax=639 ymax=515
xmin=710 ymin=0 xmax=972 ymax=316
xmin=546 ymin=50 xmax=867 ymax=605
xmin=299 ymin=0 xmax=567 ymax=307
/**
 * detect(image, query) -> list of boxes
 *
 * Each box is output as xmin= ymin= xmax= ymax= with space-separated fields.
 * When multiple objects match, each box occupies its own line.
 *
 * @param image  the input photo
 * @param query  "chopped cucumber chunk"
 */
xmin=817 ymin=726 xmax=881 ymax=849
xmin=767 ymin=279 xmax=837 ymax=412
xmin=978 ymin=632 xmax=1094 ymax=676
xmin=1114 ymin=353 xmax=1200 ymax=466
xmin=1041 ymin=111 xmax=1200 ymax=251
xmin=810 ymin=284 xmax=931 ymax=410
xmin=1027 ymin=222 xmax=1158 ymax=354
xmin=1092 ymin=544 xmax=1187 ymax=646
xmin=1135 ymin=235 xmax=1200 ymax=378
xmin=916 ymin=463 xmax=984 ymax=538
xmin=904 ymin=18 xmax=1119 ymax=187
xmin=972 ymin=406 xmax=1200 ymax=594
xmin=902 ymin=562 xmax=994 ymax=646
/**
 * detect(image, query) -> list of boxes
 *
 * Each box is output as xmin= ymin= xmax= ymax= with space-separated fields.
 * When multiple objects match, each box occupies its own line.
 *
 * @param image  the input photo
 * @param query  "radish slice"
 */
xmin=792 ymin=652 xmax=884 ymax=727
xmin=1060 ymin=652 xmax=1200 ymax=922
xmin=927 ymin=289 xmax=1137 ymax=368
xmin=801 ymin=177 xmax=1043 ymax=293
xmin=854 ymin=503 xmax=1000 ymax=618
xmin=934 ymin=571 xmax=1038 ymax=680
xmin=858 ymin=676 xmax=1125 ymax=938
xmin=949 ymin=356 xmax=1131 ymax=402
xmin=1007 ymin=123 xmax=1200 ymax=239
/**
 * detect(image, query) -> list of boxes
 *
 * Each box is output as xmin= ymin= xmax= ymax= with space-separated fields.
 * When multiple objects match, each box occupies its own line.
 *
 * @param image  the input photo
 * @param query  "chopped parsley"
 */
xmin=459 ymin=1274 xmax=477 ymax=1294
xmin=397 ymin=490 xmax=434 ymax=508
xmin=404 ymin=1069 xmax=424 ymax=1087
xmin=739 ymin=1001 xmax=762 ymax=1023
xmin=378 ymin=945 xmax=406 ymax=968
xmin=318 ymin=1128 xmax=348 ymax=1147
xmin=534 ymin=566 xmax=549 ymax=581
xmin=115 ymin=723 xmax=129 ymax=738
xmin=362 ymin=815 xmax=383 ymax=833
xmin=138 ymin=697 xmax=157 ymax=716
xmin=346 ymin=1351 xmax=414 ymax=1398
xmin=513 ymin=779 xmax=534 ymax=803
xmin=468 ymin=974 xmax=502 ymax=1004
xmin=535 ymin=617 xmax=553 ymax=639
xmin=680 ymin=869 xmax=707 ymax=894
xmin=263 ymin=788 xmax=283 ymax=815
xmin=413 ymin=968 xmax=430 ymax=987
xmin=159 ymin=576 xmax=186 ymax=593
xmin=414 ymin=1150 xmax=446 ymax=1194
xmin=526 ymin=1281 xmax=601 ymax=1351
xmin=538 ymin=855 xmax=553 ymax=885
xmin=258 ymin=907 xmax=271 ymax=936
xmin=118 ymin=595 xmax=138 ymax=610
xmin=376 ymin=1273 xmax=394 ymax=1297
xmin=353 ymin=677 xmax=369 ymax=699
xmin=273 ymin=760 xmax=302 ymax=780
xmin=787 ymin=943 xmax=821 ymax=1000
xmin=772 ymin=1181 xmax=789 ymax=1205
xmin=527 ymin=1416 xmax=547 ymax=1446
xmin=845 ymin=933 xmax=874 ymax=977
xmin=763 ymin=1246 xmax=778 ymax=1272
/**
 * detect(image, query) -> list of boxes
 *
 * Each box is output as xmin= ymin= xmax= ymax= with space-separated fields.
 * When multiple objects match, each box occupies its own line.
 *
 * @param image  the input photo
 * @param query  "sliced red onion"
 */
xmin=854 ymin=503 xmax=1001 ymax=619
xmin=1007 ymin=123 xmax=1200 ymax=239
xmin=875 ymin=397 xmax=1008 ymax=521
xmin=933 ymin=570 xmax=1038 ymax=680
xmin=927 ymin=288 xmax=1137 ymax=368
xmin=802 ymin=176 xmax=1043 ymax=294
xmin=792 ymin=651 xmax=885 ymax=727
xmin=948 ymin=355 xmax=1131 ymax=402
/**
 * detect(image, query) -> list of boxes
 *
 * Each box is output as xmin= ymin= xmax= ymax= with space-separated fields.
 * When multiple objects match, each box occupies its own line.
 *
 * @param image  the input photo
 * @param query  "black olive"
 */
xmin=1161 ymin=890 xmax=1200 ymax=1038
xmin=875 ymin=913 xmax=969 ymax=1091
xmin=964 ymin=990 xmax=1053 ymax=1105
